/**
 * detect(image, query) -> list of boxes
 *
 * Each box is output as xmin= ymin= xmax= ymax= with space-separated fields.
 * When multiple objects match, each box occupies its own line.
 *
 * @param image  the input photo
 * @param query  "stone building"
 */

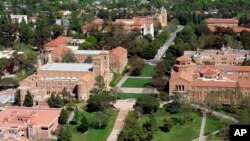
xmin=19 ymin=55 xmax=109 ymax=105
xmin=190 ymin=46 xmax=250 ymax=66
xmin=205 ymin=18 xmax=250 ymax=34
xmin=0 ymin=107 xmax=61 ymax=140
xmin=81 ymin=7 xmax=168 ymax=38
xmin=169 ymin=55 xmax=250 ymax=104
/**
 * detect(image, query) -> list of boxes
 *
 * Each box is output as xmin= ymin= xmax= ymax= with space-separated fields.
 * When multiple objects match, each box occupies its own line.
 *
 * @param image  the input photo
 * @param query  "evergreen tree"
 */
xmin=77 ymin=113 xmax=89 ymax=133
xmin=57 ymin=125 xmax=72 ymax=141
xmin=23 ymin=91 xmax=33 ymax=107
xmin=54 ymin=95 xmax=64 ymax=108
xmin=48 ymin=93 xmax=56 ymax=107
xmin=19 ymin=19 xmax=34 ymax=44
xmin=62 ymin=87 xmax=71 ymax=102
xmin=14 ymin=90 xmax=21 ymax=106
xmin=59 ymin=108 xmax=68 ymax=124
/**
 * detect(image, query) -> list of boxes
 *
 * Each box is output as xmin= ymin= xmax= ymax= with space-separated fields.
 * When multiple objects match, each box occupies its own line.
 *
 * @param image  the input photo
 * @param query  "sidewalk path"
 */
xmin=107 ymin=100 xmax=136 ymax=141
xmin=198 ymin=112 xmax=207 ymax=141
xmin=192 ymin=104 xmax=238 ymax=123
xmin=148 ymin=25 xmax=184 ymax=64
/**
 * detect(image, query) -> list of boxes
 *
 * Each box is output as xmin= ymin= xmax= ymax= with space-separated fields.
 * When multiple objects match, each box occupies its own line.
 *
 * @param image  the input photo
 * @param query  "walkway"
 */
xmin=192 ymin=104 xmax=238 ymax=123
xmin=149 ymin=25 xmax=185 ymax=63
xmin=107 ymin=100 xmax=136 ymax=141
xmin=198 ymin=112 xmax=207 ymax=141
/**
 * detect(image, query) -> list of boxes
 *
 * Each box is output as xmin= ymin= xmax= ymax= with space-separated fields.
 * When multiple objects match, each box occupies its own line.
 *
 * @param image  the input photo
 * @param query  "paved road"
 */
xmin=151 ymin=25 xmax=185 ymax=62
xmin=198 ymin=112 xmax=207 ymax=141
xmin=107 ymin=100 xmax=136 ymax=141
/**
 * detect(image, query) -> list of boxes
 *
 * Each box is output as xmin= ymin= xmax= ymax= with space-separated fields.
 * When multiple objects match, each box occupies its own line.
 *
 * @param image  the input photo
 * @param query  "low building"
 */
xmin=169 ymin=55 xmax=250 ymax=104
xmin=0 ymin=107 xmax=61 ymax=140
xmin=10 ymin=15 xmax=28 ymax=23
xmin=191 ymin=46 xmax=250 ymax=66
xmin=205 ymin=18 xmax=239 ymax=28
xmin=19 ymin=55 xmax=109 ymax=104
xmin=0 ymin=50 xmax=23 ymax=59
xmin=0 ymin=89 xmax=15 ymax=106
xmin=44 ymin=36 xmax=72 ymax=53
xmin=81 ymin=7 xmax=168 ymax=37
xmin=205 ymin=18 xmax=250 ymax=34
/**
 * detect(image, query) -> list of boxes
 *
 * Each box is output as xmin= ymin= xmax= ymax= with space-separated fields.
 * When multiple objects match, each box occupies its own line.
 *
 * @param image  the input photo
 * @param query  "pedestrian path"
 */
xmin=198 ymin=112 xmax=207 ymax=141
xmin=107 ymin=100 xmax=136 ymax=141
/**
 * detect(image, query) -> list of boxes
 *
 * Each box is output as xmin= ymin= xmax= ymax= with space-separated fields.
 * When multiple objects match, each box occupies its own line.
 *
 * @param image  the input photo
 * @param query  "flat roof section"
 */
xmin=74 ymin=50 xmax=109 ymax=55
xmin=40 ymin=63 xmax=93 ymax=72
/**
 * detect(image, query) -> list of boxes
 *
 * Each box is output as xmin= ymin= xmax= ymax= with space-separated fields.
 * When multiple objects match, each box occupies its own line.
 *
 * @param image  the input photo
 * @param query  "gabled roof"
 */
xmin=44 ymin=36 xmax=71 ymax=48
xmin=176 ymin=55 xmax=191 ymax=62
xmin=200 ymin=68 xmax=218 ymax=75
xmin=110 ymin=46 xmax=127 ymax=57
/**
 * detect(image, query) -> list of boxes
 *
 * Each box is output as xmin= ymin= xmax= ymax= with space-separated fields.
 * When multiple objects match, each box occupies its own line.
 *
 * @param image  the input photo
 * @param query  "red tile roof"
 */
xmin=176 ymin=56 xmax=192 ymax=62
xmin=205 ymin=18 xmax=239 ymax=24
xmin=208 ymin=26 xmax=250 ymax=33
xmin=44 ymin=36 xmax=71 ymax=48
xmin=51 ymin=45 xmax=69 ymax=56
xmin=91 ymin=18 xmax=104 ymax=25
xmin=200 ymin=68 xmax=219 ymax=75
xmin=191 ymin=80 xmax=250 ymax=88
xmin=201 ymin=65 xmax=250 ymax=72
xmin=170 ymin=71 xmax=193 ymax=82
xmin=0 ymin=107 xmax=61 ymax=127
xmin=110 ymin=46 xmax=127 ymax=58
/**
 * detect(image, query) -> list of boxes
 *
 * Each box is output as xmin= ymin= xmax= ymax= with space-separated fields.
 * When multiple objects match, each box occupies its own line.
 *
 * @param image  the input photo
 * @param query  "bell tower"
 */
xmin=160 ymin=7 xmax=168 ymax=27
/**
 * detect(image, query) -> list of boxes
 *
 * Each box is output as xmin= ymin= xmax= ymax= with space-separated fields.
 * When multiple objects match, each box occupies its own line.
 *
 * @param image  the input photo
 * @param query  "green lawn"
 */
xmin=205 ymin=116 xmax=232 ymax=135
xmin=121 ymin=78 xmax=152 ymax=88
xmin=139 ymin=64 xmax=155 ymax=77
xmin=117 ymin=93 xmax=144 ymax=99
xmin=69 ymin=110 xmax=118 ymax=141
xmin=138 ymin=109 xmax=231 ymax=141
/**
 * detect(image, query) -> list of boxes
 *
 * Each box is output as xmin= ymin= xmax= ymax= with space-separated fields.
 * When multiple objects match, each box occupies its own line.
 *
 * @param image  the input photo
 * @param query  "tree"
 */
xmin=23 ymin=91 xmax=33 ymax=107
xmin=164 ymin=94 xmax=181 ymax=114
xmin=77 ymin=113 xmax=89 ymax=133
xmin=154 ymin=61 xmax=166 ymax=77
xmin=135 ymin=95 xmax=160 ymax=114
xmin=62 ymin=51 xmax=77 ymax=63
xmin=95 ymin=75 xmax=105 ymax=93
xmin=92 ymin=111 xmax=108 ymax=129
xmin=152 ymin=77 xmax=166 ymax=92
xmin=48 ymin=93 xmax=64 ymax=108
xmin=84 ymin=56 xmax=93 ymax=63
xmin=57 ymin=125 xmax=72 ymax=141
xmin=19 ymin=19 xmax=34 ymax=44
xmin=160 ymin=117 xmax=173 ymax=132
xmin=58 ymin=108 xmax=69 ymax=124
xmin=86 ymin=92 xmax=115 ymax=112
xmin=0 ymin=58 xmax=7 ymax=79
xmin=13 ymin=90 xmax=20 ymax=106
xmin=129 ymin=55 xmax=145 ymax=76
xmin=62 ymin=87 xmax=71 ymax=102
xmin=52 ymin=24 xmax=64 ymax=39
xmin=118 ymin=112 xmax=149 ymax=141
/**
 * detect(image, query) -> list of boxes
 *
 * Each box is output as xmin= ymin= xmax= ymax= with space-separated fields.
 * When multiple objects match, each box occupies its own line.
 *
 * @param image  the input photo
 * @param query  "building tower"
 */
xmin=160 ymin=7 xmax=168 ymax=27
xmin=143 ymin=17 xmax=154 ymax=38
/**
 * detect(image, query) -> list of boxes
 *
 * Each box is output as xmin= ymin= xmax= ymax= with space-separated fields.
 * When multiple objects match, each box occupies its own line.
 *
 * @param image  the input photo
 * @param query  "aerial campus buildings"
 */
xmin=18 ymin=35 xmax=128 ymax=106
xmin=169 ymin=55 xmax=250 ymax=103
